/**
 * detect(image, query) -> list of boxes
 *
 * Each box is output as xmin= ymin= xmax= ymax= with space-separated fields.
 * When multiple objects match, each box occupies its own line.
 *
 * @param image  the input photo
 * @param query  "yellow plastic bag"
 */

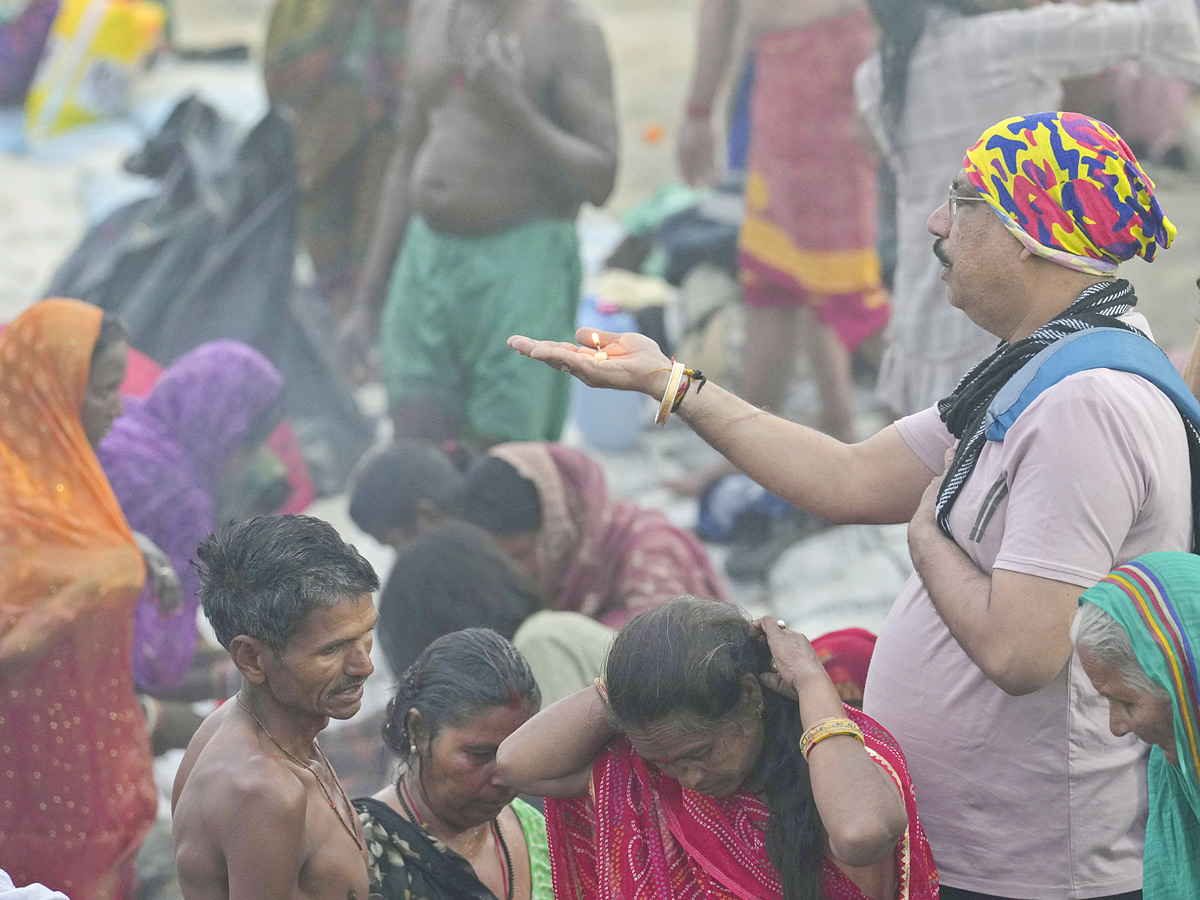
xmin=24 ymin=0 xmax=163 ymax=142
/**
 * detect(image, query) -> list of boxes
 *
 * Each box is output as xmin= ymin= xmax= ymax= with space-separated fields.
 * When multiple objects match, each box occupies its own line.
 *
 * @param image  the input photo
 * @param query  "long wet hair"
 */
xmin=605 ymin=598 xmax=824 ymax=900
xmin=867 ymin=0 xmax=979 ymax=148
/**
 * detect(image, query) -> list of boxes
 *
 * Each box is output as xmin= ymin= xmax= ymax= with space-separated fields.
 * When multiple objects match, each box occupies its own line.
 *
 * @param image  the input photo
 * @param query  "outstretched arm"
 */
xmin=507 ymin=330 xmax=934 ymax=525
xmin=497 ymin=684 xmax=616 ymax=797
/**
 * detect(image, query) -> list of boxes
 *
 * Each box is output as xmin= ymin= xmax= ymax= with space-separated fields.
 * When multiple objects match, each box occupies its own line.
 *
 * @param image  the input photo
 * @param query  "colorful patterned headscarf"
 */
xmin=963 ymin=111 xmax=1175 ymax=276
xmin=1079 ymin=552 xmax=1200 ymax=899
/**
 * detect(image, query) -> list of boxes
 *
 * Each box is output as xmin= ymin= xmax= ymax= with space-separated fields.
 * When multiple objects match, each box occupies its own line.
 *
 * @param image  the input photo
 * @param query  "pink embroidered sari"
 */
xmin=544 ymin=708 xmax=938 ymax=900
xmin=490 ymin=444 xmax=729 ymax=628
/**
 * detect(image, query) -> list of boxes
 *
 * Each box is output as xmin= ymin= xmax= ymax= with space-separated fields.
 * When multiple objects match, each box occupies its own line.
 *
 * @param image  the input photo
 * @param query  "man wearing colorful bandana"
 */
xmin=509 ymin=111 xmax=1199 ymax=899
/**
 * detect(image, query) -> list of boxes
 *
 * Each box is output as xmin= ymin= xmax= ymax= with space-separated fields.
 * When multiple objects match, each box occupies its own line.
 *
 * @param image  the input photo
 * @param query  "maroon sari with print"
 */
xmin=490 ymin=444 xmax=729 ymax=628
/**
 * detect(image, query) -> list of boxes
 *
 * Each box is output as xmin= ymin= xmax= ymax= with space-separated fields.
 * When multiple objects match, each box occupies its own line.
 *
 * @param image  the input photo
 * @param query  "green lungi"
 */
xmin=382 ymin=216 xmax=581 ymax=442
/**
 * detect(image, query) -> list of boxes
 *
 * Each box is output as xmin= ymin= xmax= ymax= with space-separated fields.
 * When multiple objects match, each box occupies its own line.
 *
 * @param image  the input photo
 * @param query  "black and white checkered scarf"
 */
xmin=934 ymin=279 xmax=1142 ymax=539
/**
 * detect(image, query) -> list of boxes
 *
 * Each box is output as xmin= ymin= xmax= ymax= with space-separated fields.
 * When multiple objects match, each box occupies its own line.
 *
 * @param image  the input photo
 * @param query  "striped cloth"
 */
xmin=1080 ymin=552 xmax=1200 ymax=900
xmin=934 ymin=279 xmax=1142 ymax=537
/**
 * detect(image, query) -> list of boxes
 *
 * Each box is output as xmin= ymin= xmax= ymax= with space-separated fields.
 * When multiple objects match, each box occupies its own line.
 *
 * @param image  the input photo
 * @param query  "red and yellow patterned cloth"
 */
xmin=964 ymin=111 xmax=1176 ymax=276
xmin=545 ymin=707 xmax=938 ymax=900
xmin=737 ymin=11 xmax=889 ymax=351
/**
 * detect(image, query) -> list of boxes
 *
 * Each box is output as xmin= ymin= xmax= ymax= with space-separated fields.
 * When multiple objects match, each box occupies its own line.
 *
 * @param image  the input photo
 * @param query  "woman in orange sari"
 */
xmin=0 ymin=300 xmax=158 ymax=898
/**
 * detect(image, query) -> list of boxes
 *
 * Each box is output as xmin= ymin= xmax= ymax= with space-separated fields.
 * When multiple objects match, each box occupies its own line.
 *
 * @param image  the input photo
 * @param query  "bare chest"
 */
xmin=300 ymin=801 xmax=371 ymax=900
xmin=410 ymin=0 xmax=558 ymax=106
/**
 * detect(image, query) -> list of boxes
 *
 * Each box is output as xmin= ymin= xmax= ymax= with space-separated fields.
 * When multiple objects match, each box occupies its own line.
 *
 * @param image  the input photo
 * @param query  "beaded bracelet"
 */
xmin=670 ymin=367 xmax=707 ymax=413
xmin=799 ymin=717 xmax=864 ymax=759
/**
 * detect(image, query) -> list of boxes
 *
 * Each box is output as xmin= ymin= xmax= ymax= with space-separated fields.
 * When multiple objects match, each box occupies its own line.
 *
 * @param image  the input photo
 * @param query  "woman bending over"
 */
xmin=498 ymin=598 xmax=938 ymax=900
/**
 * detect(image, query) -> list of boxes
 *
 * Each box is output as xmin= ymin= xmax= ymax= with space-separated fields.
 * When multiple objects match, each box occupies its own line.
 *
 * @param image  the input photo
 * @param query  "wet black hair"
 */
xmin=605 ymin=597 xmax=824 ymax=900
xmin=455 ymin=456 xmax=542 ymax=535
xmin=195 ymin=514 xmax=379 ymax=654
xmin=348 ymin=441 xmax=463 ymax=539
xmin=377 ymin=522 xmax=543 ymax=676
xmin=383 ymin=628 xmax=541 ymax=761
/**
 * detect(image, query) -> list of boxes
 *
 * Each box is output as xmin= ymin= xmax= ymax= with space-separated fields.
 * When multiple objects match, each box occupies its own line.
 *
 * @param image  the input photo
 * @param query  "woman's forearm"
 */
xmin=497 ymin=686 xmax=615 ymax=797
xmin=795 ymin=675 xmax=908 ymax=868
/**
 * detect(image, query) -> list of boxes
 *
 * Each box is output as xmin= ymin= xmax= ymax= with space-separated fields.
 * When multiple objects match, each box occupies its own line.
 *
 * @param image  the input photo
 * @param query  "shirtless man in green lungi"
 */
xmin=342 ymin=0 xmax=618 ymax=446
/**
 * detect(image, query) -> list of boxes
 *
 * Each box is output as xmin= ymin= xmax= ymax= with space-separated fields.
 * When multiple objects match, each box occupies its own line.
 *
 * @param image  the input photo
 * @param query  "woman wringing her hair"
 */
xmin=498 ymin=598 xmax=938 ymax=900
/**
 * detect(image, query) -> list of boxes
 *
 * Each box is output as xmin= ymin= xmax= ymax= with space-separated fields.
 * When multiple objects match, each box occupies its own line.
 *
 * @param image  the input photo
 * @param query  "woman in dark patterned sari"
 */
xmin=355 ymin=629 xmax=553 ymax=900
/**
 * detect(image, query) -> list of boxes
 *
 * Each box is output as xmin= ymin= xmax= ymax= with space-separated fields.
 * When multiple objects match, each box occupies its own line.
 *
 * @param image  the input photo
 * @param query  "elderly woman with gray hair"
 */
xmin=1074 ymin=551 xmax=1200 ymax=900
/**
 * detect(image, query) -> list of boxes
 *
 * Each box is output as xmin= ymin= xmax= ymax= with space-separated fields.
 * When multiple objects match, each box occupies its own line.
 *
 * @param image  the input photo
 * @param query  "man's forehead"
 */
xmin=296 ymin=594 xmax=377 ymax=638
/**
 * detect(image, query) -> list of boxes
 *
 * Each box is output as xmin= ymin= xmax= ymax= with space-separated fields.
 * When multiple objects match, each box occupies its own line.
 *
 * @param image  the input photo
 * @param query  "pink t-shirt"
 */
xmin=865 ymin=362 xmax=1192 ymax=898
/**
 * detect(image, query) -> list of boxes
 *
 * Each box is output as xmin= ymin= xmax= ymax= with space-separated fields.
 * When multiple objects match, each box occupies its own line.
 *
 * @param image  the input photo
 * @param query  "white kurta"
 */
xmin=855 ymin=0 xmax=1200 ymax=416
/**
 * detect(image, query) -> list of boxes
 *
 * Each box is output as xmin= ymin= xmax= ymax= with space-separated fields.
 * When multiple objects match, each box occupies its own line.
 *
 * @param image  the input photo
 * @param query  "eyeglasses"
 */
xmin=948 ymin=186 xmax=988 ymax=218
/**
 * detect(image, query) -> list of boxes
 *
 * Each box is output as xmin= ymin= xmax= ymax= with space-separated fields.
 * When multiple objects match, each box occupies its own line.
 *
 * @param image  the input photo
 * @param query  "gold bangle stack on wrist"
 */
xmin=798 ymin=716 xmax=864 ymax=759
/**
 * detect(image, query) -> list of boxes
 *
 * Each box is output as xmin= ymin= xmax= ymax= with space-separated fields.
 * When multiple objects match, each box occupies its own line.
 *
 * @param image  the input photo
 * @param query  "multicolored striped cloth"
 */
xmin=964 ymin=111 xmax=1175 ymax=276
xmin=1080 ymin=552 xmax=1200 ymax=900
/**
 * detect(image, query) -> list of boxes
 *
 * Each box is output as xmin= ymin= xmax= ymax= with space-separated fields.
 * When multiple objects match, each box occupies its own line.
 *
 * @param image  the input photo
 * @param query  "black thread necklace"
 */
xmin=396 ymin=770 xmax=513 ymax=900
xmin=235 ymin=693 xmax=363 ymax=851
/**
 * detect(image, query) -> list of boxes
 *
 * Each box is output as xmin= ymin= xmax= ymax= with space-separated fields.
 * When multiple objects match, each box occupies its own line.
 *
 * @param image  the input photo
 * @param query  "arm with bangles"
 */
xmin=507 ymin=329 xmax=934 ymax=526
xmin=754 ymin=619 xmax=908 ymax=869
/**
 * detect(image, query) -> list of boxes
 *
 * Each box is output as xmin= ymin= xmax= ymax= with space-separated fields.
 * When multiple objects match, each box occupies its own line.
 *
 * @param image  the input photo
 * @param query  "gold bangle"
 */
xmin=593 ymin=676 xmax=609 ymax=704
xmin=655 ymin=361 xmax=686 ymax=427
xmin=799 ymin=717 xmax=864 ymax=759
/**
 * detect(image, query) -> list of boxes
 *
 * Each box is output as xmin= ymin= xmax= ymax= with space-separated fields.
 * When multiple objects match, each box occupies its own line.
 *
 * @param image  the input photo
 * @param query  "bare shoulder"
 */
xmin=177 ymin=714 xmax=308 ymax=829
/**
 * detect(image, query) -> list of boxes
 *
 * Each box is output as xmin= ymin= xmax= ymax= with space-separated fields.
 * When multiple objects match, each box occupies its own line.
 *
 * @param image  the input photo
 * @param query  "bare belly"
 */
xmin=744 ymin=0 xmax=865 ymax=40
xmin=411 ymin=106 xmax=579 ymax=236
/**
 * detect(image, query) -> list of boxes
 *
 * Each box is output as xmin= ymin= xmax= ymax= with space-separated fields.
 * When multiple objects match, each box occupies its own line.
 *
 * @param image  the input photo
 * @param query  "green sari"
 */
xmin=1079 ymin=551 xmax=1200 ymax=900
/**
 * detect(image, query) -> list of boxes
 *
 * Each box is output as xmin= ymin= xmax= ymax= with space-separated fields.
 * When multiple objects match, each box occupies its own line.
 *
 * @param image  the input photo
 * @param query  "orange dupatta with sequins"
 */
xmin=0 ymin=299 xmax=155 ymax=900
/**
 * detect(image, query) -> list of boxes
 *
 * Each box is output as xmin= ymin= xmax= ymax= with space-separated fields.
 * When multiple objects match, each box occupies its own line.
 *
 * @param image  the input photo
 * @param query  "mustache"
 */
xmin=332 ymin=677 xmax=367 ymax=694
xmin=933 ymin=238 xmax=952 ymax=268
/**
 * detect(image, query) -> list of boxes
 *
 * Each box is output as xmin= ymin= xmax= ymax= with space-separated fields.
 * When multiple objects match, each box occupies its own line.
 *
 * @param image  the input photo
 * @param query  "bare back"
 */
xmin=742 ymin=0 xmax=867 ymax=39
xmin=405 ymin=0 xmax=616 ymax=235
xmin=172 ymin=703 xmax=370 ymax=900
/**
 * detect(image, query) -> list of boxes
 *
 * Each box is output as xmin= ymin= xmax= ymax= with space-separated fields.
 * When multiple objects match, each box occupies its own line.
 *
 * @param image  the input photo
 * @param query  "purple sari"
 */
xmin=98 ymin=341 xmax=283 ymax=692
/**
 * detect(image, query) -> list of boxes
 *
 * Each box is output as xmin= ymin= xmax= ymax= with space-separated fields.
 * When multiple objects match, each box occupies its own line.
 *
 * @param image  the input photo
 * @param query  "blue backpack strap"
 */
xmin=984 ymin=328 xmax=1200 ymax=441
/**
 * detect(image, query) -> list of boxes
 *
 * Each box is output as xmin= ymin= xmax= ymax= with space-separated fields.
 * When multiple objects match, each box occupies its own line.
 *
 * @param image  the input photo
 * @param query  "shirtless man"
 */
xmin=679 ymin=0 xmax=887 ymax=446
xmin=172 ymin=515 xmax=380 ymax=900
xmin=341 ymin=0 xmax=619 ymax=447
